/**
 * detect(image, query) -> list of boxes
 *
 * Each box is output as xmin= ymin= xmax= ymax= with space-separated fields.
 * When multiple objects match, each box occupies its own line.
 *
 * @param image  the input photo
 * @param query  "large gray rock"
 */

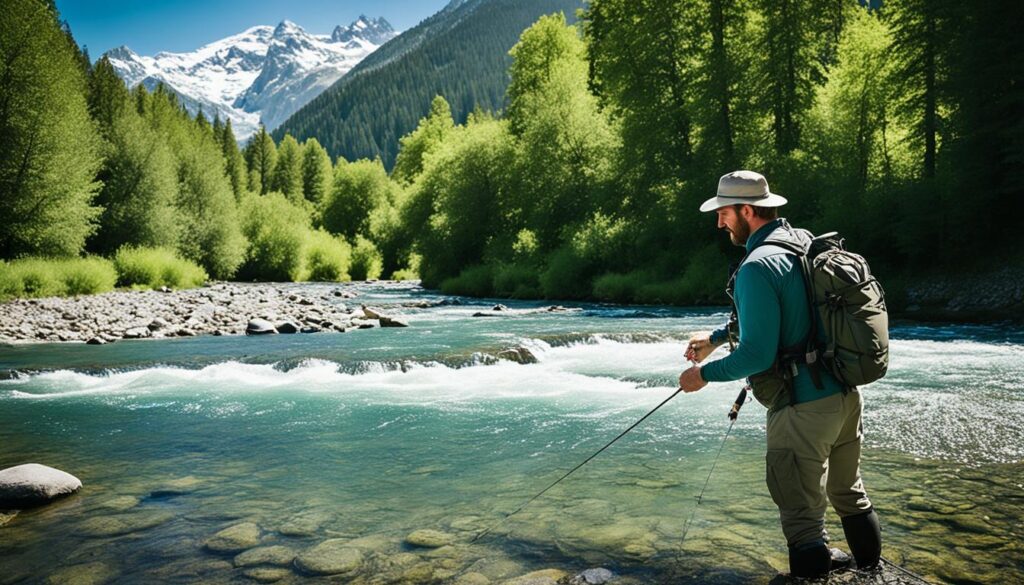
xmin=570 ymin=568 xmax=615 ymax=585
xmin=379 ymin=316 xmax=409 ymax=328
xmin=0 ymin=463 xmax=82 ymax=508
xmin=294 ymin=539 xmax=363 ymax=575
xmin=246 ymin=319 xmax=277 ymax=335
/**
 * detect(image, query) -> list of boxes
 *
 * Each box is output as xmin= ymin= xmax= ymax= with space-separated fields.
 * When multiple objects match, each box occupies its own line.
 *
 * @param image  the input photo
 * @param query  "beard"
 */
xmin=728 ymin=214 xmax=752 ymax=246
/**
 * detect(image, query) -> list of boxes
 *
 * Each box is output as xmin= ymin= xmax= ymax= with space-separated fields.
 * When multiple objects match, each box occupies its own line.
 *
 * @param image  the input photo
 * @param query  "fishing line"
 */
xmin=471 ymin=387 xmax=684 ymax=543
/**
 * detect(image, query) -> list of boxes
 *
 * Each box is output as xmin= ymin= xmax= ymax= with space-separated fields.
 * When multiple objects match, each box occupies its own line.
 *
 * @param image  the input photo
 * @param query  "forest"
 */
xmin=2 ymin=0 xmax=1021 ymax=307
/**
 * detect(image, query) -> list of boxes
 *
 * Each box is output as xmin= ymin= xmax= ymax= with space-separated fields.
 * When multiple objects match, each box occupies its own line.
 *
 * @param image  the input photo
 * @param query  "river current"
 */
xmin=1 ymin=282 xmax=1021 ymax=584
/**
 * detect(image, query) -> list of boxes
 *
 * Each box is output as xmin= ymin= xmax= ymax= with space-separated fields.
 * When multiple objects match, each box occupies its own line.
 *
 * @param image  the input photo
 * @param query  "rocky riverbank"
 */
xmin=0 ymin=282 xmax=415 ymax=345
xmin=898 ymin=266 xmax=1024 ymax=323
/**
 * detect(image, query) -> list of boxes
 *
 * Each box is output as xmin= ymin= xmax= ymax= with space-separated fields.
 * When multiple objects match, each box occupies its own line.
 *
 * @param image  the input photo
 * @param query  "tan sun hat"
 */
xmin=699 ymin=170 xmax=788 ymax=212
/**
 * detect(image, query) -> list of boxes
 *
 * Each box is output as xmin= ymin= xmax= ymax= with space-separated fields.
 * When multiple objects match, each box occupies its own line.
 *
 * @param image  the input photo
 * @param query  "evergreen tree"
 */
xmin=271 ymin=134 xmax=304 ymax=203
xmin=244 ymin=127 xmax=277 ymax=194
xmin=300 ymin=138 xmax=333 ymax=205
xmin=0 ymin=0 xmax=103 ymax=258
xmin=88 ymin=56 xmax=131 ymax=136
xmin=219 ymin=119 xmax=248 ymax=201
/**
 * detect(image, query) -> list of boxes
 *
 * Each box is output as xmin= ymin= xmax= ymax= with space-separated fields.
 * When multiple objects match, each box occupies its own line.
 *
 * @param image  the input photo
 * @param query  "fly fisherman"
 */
xmin=676 ymin=171 xmax=882 ymax=579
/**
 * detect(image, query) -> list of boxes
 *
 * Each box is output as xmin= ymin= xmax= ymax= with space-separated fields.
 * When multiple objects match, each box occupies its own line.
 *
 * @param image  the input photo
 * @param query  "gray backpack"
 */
xmin=760 ymin=229 xmax=890 ymax=389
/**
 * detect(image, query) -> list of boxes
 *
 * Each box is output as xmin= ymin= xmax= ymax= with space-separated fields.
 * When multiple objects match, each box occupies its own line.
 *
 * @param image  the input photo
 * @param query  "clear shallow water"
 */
xmin=0 ymin=282 xmax=1022 ymax=584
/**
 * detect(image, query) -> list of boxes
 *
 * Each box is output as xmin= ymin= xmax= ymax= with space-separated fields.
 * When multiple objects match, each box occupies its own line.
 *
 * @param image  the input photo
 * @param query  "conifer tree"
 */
xmin=219 ymin=119 xmax=248 ymax=201
xmin=245 ymin=127 xmax=277 ymax=194
xmin=301 ymin=138 xmax=333 ymax=205
xmin=271 ymin=134 xmax=304 ymax=202
xmin=88 ymin=56 xmax=131 ymax=136
xmin=0 ymin=0 xmax=103 ymax=258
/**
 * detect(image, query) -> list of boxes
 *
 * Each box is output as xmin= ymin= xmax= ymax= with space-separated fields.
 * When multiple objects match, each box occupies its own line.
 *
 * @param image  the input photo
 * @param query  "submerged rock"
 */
xmin=294 ymin=539 xmax=363 ymax=575
xmin=233 ymin=545 xmax=296 ymax=567
xmin=243 ymin=567 xmax=292 ymax=582
xmin=502 ymin=569 xmax=568 ymax=585
xmin=203 ymin=522 xmax=261 ymax=553
xmin=404 ymin=529 xmax=455 ymax=548
xmin=44 ymin=561 xmax=118 ymax=585
xmin=0 ymin=463 xmax=82 ymax=508
xmin=570 ymin=568 xmax=615 ymax=585
xmin=79 ymin=510 xmax=174 ymax=537
xmin=379 ymin=315 xmax=409 ymax=327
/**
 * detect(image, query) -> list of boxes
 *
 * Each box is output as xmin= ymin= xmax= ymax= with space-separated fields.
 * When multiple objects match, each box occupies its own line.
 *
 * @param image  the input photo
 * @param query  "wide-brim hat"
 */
xmin=699 ymin=170 xmax=788 ymax=212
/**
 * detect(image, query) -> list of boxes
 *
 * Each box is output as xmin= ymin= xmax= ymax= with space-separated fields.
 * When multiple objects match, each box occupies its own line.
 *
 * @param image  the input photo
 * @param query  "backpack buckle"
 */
xmin=805 ymin=350 xmax=817 ymax=365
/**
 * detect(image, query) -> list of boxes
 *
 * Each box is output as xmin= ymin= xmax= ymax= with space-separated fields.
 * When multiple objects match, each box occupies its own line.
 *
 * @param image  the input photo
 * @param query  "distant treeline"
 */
xmin=2 ymin=0 xmax=1021 ymax=306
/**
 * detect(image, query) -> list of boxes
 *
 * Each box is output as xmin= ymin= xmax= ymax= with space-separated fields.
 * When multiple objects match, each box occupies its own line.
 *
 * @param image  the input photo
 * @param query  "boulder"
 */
xmin=0 ymin=463 xmax=82 ymax=508
xmin=569 ymin=568 xmax=615 ymax=585
xmin=148 ymin=317 xmax=170 ymax=331
xmin=123 ymin=327 xmax=150 ymax=339
xmin=300 ymin=326 xmax=321 ymax=334
xmin=379 ymin=316 xmax=409 ymax=328
xmin=294 ymin=539 xmax=363 ymax=575
xmin=246 ymin=319 xmax=277 ymax=336
xmin=492 ymin=304 xmax=508 ymax=312
xmin=203 ymin=522 xmax=261 ymax=553
xmin=86 ymin=336 xmax=106 ymax=345
xmin=497 ymin=347 xmax=537 ymax=364
xmin=361 ymin=306 xmax=384 ymax=319
xmin=404 ymin=529 xmax=454 ymax=548
xmin=233 ymin=545 xmax=296 ymax=567
xmin=275 ymin=321 xmax=299 ymax=334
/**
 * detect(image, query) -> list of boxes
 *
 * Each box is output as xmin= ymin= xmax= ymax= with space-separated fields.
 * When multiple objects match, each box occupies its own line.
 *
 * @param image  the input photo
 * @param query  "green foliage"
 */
xmin=90 ymin=106 xmax=179 ymax=254
xmin=0 ymin=257 xmax=116 ymax=300
xmin=239 ymin=192 xmax=310 ymax=282
xmin=492 ymin=264 xmax=541 ymax=298
xmin=271 ymin=134 xmax=304 ymax=202
xmin=244 ymin=127 xmax=277 ymax=195
xmin=539 ymin=246 xmax=593 ymax=299
xmin=0 ymin=0 xmax=103 ymax=258
xmin=392 ymin=96 xmax=455 ymax=185
xmin=304 ymin=230 xmax=351 ymax=282
xmin=440 ymin=265 xmax=494 ymax=297
xmin=349 ymin=236 xmax=383 ymax=281
xmin=321 ymin=159 xmax=399 ymax=242
xmin=274 ymin=0 xmax=583 ymax=169
xmin=112 ymin=246 xmax=208 ymax=289
xmin=218 ymin=119 xmax=248 ymax=201
xmin=300 ymin=138 xmax=333 ymax=204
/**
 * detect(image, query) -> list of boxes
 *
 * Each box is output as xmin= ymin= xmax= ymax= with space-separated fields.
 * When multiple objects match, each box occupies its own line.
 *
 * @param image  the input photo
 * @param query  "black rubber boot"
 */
xmin=789 ymin=541 xmax=831 ymax=579
xmin=841 ymin=507 xmax=882 ymax=570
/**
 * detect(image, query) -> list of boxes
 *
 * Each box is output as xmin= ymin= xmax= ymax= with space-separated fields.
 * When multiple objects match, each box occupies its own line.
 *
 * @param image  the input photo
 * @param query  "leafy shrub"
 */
xmin=0 ymin=257 xmax=116 ymax=299
xmin=113 ymin=246 xmax=208 ymax=289
xmin=539 ymin=247 xmax=593 ymax=299
xmin=239 ymin=192 xmax=310 ymax=281
xmin=440 ymin=265 xmax=494 ymax=296
xmin=349 ymin=236 xmax=383 ymax=281
xmin=305 ymin=230 xmax=351 ymax=282
xmin=492 ymin=264 xmax=541 ymax=298
xmin=593 ymin=271 xmax=649 ymax=303
xmin=390 ymin=253 xmax=421 ymax=281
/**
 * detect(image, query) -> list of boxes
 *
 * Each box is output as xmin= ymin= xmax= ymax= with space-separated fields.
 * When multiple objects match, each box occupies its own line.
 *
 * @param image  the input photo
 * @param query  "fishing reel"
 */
xmin=728 ymin=385 xmax=752 ymax=421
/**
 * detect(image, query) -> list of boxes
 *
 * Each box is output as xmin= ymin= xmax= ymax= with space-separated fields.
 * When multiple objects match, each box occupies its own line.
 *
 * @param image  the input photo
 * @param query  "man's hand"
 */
xmin=685 ymin=332 xmax=720 ymax=364
xmin=678 ymin=366 xmax=708 ymax=393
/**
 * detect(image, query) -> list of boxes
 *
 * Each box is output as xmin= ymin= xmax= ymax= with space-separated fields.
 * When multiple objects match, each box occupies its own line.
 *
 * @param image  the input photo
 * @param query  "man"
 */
xmin=676 ymin=170 xmax=882 ymax=579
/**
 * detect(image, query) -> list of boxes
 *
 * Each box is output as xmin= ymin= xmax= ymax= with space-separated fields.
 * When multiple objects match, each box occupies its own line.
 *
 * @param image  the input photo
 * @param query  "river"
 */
xmin=1 ymin=282 xmax=1021 ymax=584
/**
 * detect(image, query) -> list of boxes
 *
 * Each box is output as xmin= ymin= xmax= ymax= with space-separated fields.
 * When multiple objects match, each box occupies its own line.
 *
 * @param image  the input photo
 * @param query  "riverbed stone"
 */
xmin=246 ymin=319 xmax=277 ymax=335
xmin=404 ymin=529 xmax=455 ymax=548
xmin=502 ymin=569 xmax=568 ymax=585
xmin=79 ymin=511 xmax=174 ymax=537
xmin=0 ymin=510 xmax=19 ymax=526
xmin=275 ymin=321 xmax=299 ymax=334
xmin=234 ymin=545 xmax=296 ymax=567
xmin=379 ymin=315 xmax=409 ymax=327
xmin=0 ymin=463 xmax=82 ymax=508
xmin=243 ymin=567 xmax=293 ymax=582
xmin=455 ymin=573 xmax=491 ymax=585
xmin=570 ymin=568 xmax=615 ymax=585
xmin=44 ymin=561 xmax=117 ymax=585
xmin=203 ymin=522 xmax=261 ymax=553
xmin=294 ymin=539 xmax=363 ymax=575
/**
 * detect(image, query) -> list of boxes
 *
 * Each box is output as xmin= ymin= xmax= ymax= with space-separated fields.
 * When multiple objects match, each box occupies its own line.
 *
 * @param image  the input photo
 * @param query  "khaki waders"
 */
xmin=765 ymin=389 xmax=873 ymax=547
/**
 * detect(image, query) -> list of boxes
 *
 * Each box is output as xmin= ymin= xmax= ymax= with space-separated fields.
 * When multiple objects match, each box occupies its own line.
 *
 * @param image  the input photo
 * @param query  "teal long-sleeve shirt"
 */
xmin=700 ymin=219 xmax=843 ymax=404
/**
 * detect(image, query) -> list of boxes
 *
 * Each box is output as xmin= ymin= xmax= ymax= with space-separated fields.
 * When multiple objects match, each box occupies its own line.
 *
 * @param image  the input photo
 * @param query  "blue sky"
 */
xmin=55 ymin=0 xmax=451 ymax=57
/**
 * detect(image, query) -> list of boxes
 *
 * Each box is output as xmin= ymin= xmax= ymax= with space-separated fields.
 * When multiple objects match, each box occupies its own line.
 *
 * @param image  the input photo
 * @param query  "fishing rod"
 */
xmin=676 ymin=384 xmax=749 ymax=548
xmin=471 ymin=387 xmax=684 ymax=543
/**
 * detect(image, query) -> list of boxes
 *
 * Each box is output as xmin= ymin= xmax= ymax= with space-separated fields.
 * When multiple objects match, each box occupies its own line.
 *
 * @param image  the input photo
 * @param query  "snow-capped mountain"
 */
xmin=105 ymin=16 xmax=397 ymax=140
